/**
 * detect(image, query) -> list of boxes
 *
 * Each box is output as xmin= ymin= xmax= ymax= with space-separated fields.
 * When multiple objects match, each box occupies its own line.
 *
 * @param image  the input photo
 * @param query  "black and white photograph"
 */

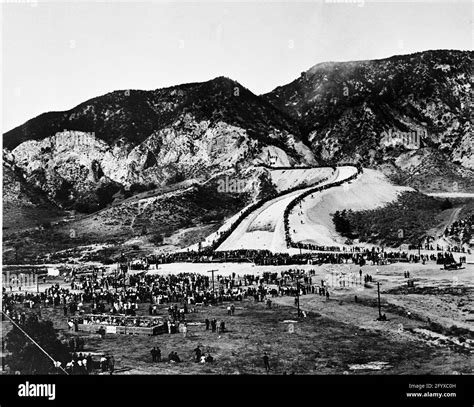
xmin=0 ymin=0 xmax=472 ymax=404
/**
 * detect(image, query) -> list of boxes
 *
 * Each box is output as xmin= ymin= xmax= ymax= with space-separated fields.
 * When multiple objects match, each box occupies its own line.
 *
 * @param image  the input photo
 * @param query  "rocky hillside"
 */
xmin=3 ymin=150 xmax=64 ymax=233
xmin=3 ymin=50 xmax=473 ymax=256
xmin=263 ymin=50 xmax=473 ymax=192
xmin=4 ymin=77 xmax=316 ymax=212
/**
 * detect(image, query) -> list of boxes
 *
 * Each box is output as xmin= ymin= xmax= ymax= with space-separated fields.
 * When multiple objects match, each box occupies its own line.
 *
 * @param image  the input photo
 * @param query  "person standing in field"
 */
xmin=263 ymin=353 xmax=270 ymax=373
xmin=194 ymin=346 xmax=202 ymax=362
xmin=108 ymin=355 xmax=115 ymax=375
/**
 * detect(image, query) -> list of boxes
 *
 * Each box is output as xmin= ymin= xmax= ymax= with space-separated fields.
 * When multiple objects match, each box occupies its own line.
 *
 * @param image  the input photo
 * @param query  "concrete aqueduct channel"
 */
xmin=213 ymin=165 xmax=361 ymax=253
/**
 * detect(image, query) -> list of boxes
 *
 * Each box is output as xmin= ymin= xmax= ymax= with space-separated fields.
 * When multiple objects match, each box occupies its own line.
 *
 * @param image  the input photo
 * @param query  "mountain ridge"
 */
xmin=3 ymin=49 xmax=473 ymax=220
xmin=263 ymin=49 xmax=473 ymax=191
xmin=3 ymin=75 xmax=316 ymax=214
xmin=4 ymin=76 xmax=304 ymax=151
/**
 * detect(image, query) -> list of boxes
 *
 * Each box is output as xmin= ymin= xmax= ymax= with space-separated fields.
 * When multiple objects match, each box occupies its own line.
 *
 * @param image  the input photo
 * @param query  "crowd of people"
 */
xmin=2 ymin=283 xmax=78 ymax=320
xmin=142 ymin=242 xmax=466 ymax=269
xmin=150 ymin=345 xmax=215 ymax=364
xmin=3 ymin=220 xmax=469 ymax=377
xmin=443 ymin=214 xmax=473 ymax=247
xmin=63 ymin=353 xmax=115 ymax=375
xmin=70 ymin=314 xmax=164 ymax=328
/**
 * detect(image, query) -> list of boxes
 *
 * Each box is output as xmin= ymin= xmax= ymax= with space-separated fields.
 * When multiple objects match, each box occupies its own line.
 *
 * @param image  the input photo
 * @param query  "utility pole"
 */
xmin=123 ymin=260 xmax=126 ymax=291
xmin=115 ymin=264 xmax=118 ymax=292
xmin=377 ymin=282 xmax=382 ymax=320
xmin=1 ymin=331 xmax=4 ymax=372
xmin=296 ymin=279 xmax=300 ymax=318
xmin=207 ymin=270 xmax=217 ymax=293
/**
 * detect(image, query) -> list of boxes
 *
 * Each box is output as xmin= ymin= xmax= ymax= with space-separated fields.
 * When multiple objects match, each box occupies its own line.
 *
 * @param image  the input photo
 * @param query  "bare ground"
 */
xmin=2 ymin=262 xmax=472 ymax=375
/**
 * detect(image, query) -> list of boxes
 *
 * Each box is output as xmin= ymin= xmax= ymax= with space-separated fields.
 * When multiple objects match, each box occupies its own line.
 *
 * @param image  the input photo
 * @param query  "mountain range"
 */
xmin=263 ymin=49 xmax=473 ymax=191
xmin=2 ymin=49 xmax=473 ymax=256
xmin=4 ymin=76 xmax=316 ymax=212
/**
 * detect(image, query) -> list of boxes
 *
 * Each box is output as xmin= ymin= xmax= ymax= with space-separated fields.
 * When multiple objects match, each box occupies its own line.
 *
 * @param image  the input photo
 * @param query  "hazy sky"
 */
xmin=1 ymin=0 xmax=472 ymax=132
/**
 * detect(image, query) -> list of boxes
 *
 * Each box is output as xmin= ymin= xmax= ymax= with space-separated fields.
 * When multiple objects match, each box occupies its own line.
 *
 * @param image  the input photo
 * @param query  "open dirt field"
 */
xmin=2 ymin=262 xmax=472 ymax=375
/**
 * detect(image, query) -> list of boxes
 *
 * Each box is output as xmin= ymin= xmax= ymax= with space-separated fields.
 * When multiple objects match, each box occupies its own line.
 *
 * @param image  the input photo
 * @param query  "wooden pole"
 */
xmin=296 ymin=279 xmax=300 ymax=318
xmin=123 ymin=261 xmax=126 ymax=291
xmin=377 ymin=282 xmax=382 ymax=319
xmin=207 ymin=270 xmax=217 ymax=293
